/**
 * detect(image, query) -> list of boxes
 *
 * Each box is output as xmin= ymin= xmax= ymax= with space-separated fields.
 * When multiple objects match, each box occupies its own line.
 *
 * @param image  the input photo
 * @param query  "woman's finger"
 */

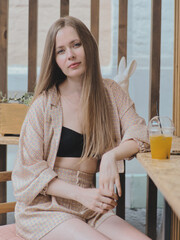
xmin=94 ymin=205 xmax=107 ymax=214
xmin=97 ymin=201 xmax=115 ymax=212
xmin=115 ymin=175 xmax=122 ymax=197
xmin=100 ymin=188 xmax=118 ymax=200
xmin=100 ymin=196 xmax=117 ymax=208
xmin=108 ymin=180 xmax=114 ymax=193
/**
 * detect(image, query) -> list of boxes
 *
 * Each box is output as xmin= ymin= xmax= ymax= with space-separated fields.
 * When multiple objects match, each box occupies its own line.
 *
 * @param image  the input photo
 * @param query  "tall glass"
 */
xmin=148 ymin=116 xmax=175 ymax=159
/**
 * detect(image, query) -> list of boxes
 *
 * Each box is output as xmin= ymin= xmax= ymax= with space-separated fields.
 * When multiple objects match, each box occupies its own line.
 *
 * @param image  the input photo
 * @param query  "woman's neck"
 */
xmin=60 ymin=77 xmax=83 ymax=96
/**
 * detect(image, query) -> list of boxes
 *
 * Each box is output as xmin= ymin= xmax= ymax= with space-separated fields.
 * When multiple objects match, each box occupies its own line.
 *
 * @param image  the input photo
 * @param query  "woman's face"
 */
xmin=55 ymin=26 xmax=86 ymax=81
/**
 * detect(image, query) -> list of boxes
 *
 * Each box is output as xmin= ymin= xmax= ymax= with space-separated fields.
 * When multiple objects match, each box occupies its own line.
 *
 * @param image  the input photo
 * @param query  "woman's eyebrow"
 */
xmin=56 ymin=39 xmax=80 ymax=50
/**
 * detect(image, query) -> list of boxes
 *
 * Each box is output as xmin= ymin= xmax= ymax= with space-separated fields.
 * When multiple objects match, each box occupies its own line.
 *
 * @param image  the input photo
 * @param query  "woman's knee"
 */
xmin=97 ymin=215 xmax=151 ymax=240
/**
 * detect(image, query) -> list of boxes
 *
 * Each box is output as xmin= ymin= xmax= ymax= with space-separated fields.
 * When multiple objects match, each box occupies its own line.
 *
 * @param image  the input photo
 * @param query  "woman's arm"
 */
xmin=46 ymin=177 xmax=81 ymax=200
xmin=47 ymin=177 xmax=118 ymax=213
xmin=111 ymin=139 xmax=139 ymax=161
xmin=99 ymin=139 xmax=139 ymax=197
xmin=12 ymin=94 xmax=57 ymax=205
xmin=99 ymin=80 xmax=149 ymax=197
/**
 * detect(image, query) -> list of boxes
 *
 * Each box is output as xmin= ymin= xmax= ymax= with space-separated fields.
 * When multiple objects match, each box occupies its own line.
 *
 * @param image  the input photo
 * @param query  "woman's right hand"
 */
xmin=77 ymin=188 xmax=118 ymax=213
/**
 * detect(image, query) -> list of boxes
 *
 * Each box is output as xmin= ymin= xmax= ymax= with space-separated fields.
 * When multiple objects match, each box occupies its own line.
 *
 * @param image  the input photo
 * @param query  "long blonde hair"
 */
xmin=33 ymin=16 xmax=116 ymax=160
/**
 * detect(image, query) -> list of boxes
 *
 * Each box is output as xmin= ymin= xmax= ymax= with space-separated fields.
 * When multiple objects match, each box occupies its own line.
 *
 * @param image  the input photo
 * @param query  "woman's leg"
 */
xmin=41 ymin=218 xmax=111 ymax=240
xmin=96 ymin=215 xmax=152 ymax=240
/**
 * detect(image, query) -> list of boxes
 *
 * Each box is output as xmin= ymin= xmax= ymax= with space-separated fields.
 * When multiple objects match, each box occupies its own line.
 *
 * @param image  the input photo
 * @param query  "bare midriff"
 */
xmin=54 ymin=157 xmax=98 ymax=174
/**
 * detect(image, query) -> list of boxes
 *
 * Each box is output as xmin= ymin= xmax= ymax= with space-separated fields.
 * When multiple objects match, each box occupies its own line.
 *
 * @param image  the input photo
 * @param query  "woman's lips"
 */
xmin=68 ymin=62 xmax=81 ymax=69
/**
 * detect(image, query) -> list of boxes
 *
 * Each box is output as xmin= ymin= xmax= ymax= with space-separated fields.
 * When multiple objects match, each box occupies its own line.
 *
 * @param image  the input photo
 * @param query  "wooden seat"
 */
xmin=0 ymin=171 xmax=23 ymax=240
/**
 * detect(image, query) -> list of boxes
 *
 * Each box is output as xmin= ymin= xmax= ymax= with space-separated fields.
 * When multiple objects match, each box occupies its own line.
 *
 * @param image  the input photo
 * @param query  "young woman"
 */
xmin=12 ymin=16 xmax=150 ymax=240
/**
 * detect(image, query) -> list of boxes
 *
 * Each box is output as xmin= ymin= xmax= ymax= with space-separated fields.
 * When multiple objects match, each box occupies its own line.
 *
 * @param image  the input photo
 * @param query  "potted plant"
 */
xmin=0 ymin=92 xmax=33 ymax=136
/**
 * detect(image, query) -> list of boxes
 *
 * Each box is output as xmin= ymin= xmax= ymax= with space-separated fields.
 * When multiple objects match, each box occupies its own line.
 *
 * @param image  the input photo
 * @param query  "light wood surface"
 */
xmin=0 ymin=202 xmax=16 ymax=214
xmin=0 ymin=103 xmax=28 ymax=135
xmin=0 ymin=135 xmax=19 ymax=145
xmin=137 ymin=137 xmax=180 ymax=220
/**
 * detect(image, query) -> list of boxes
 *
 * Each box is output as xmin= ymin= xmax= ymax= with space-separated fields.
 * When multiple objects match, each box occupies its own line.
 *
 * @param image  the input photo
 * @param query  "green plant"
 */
xmin=0 ymin=92 xmax=33 ymax=106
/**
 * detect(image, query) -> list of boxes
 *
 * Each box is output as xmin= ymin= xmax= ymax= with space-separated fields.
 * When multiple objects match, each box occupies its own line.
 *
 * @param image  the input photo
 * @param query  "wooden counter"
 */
xmin=137 ymin=136 xmax=180 ymax=220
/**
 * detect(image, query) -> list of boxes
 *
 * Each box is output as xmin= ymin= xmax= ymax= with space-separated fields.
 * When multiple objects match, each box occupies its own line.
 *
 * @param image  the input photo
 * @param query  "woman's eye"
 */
xmin=74 ymin=42 xmax=81 ymax=48
xmin=57 ymin=49 xmax=64 ymax=54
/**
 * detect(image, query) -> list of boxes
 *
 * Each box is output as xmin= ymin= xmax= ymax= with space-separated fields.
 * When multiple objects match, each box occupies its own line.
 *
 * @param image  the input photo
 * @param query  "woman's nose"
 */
xmin=67 ymin=48 xmax=75 ymax=60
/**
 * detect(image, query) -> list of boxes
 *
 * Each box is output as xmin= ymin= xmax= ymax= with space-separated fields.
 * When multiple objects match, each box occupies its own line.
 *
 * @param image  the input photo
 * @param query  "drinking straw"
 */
xmin=156 ymin=102 xmax=163 ymax=134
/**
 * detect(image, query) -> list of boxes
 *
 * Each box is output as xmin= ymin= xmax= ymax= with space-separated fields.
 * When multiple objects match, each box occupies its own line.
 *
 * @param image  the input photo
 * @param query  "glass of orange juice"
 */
xmin=148 ymin=116 xmax=175 ymax=159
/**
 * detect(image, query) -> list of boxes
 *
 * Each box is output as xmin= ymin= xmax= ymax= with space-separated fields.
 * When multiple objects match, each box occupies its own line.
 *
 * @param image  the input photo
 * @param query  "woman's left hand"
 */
xmin=99 ymin=150 xmax=121 ymax=197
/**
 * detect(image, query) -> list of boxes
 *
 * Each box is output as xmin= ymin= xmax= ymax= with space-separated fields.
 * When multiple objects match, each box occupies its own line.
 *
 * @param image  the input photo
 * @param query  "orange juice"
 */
xmin=149 ymin=135 xmax=172 ymax=159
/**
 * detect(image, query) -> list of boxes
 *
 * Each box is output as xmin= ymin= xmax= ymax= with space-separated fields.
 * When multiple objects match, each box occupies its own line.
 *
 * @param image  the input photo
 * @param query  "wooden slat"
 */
xmin=173 ymin=0 xmax=180 ymax=136
xmin=171 ymin=210 xmax=180 ymax=240
xmin=0 ymin=0 xmax=8 ymax=96
xmin=116 ymin=0 xmax=128 ymax=220
xmin=0 ymin=202 xmax=16 ymax=214
xmin=118 ymin=0 xmax=128 ymax=64
xmin=0 ymin=171 xmax=12 ymax=183
xmin=0 ymin=0 xmax=8 ymax=226
xmin=149 ymin=0 xmax=162 ymax=120
xmin=90 ymin=0 xmax=100 ymax=45
xmin=147 ymin=1 xmax=162 ymax=239
xmin=28 ymin=0 xmax=38 ymax=93
xmin=60 ymin=0 xmax=69 ymax=17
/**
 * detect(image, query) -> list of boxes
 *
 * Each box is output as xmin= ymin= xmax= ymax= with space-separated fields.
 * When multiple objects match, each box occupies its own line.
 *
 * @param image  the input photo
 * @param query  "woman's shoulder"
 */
xmin=103 ymin=78 xmax=134 ymax=109
xmin=31 ymin=86 xmax=58 ymax=107
xmin=28 ymin=86 xmax=59 ymax=116
xmin=103 ymin=78 xmax=126 ymax=95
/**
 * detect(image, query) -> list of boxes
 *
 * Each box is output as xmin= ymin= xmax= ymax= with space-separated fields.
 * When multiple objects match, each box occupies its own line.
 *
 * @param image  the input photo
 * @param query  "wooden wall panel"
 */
xmin=0 ymin=0 xmax=8 ymax=225
xmin=28 ymin=0 xmax=38 ymax=93
xmin=116 ymin=0 xmax=128 ymax=220
xmin=147 ymin=0 xmax=161 ymax=239
xmin=173 ymin=0 xmax=180 ymax=136
xmin=118 ymin=0 xmax=127 ymax=64
xmin=60 ymin=0 xmax=69 ymax=17
xmin=0 ymin=0 xmax=8 ymax=96
xmin=90 ymin=0 xmax=100 ymax=45
xmin=149 ymin=0 xmax=162 ymax=120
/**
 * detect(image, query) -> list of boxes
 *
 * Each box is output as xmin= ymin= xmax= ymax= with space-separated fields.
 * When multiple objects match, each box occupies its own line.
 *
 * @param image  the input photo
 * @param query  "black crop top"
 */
xmin=57 ymin=126 xmax=84 ymax=157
